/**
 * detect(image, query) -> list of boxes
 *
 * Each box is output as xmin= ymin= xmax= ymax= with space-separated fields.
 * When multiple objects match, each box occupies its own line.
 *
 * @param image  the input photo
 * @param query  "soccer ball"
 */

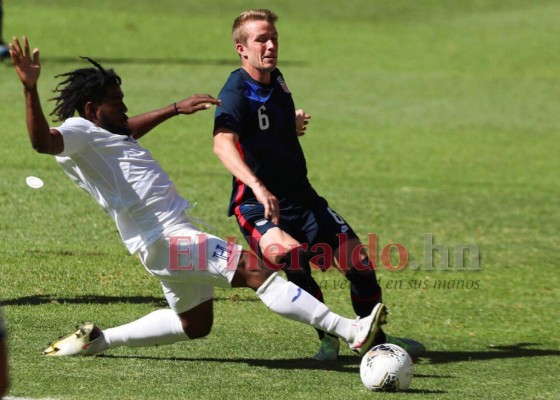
xmin=360 ymin=343 xmax=413 ymax=391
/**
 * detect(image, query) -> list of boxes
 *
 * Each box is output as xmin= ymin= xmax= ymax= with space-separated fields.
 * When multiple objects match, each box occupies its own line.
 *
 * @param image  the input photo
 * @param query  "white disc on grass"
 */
xmin=26 ymin=176 xmax=44 ymax=189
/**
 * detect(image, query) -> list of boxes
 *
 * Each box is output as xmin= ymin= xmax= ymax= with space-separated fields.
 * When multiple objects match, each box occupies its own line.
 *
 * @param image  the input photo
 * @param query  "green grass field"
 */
xmin=1 ymin=1 xmax=559 ymax=399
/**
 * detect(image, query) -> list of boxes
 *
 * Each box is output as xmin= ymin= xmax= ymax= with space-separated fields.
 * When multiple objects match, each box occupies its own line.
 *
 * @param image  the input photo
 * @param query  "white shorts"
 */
xmin=137 ymin=225 xmax=243 ymax=314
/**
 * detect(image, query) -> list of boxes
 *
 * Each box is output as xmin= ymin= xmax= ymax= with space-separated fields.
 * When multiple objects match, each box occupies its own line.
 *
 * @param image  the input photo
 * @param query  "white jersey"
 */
xmin=54 ymin=117 xmax=190 ymax=254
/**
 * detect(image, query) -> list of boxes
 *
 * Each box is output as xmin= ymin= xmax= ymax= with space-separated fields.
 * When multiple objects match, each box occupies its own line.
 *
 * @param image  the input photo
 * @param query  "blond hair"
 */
xmin=232 ymin=9 xmax=278 ymax=45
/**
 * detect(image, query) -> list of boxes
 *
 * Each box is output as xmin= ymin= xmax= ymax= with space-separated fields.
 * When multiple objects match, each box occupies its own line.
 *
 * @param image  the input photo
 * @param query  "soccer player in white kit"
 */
xmin=9 ymin=36 xmax=387 ymax=358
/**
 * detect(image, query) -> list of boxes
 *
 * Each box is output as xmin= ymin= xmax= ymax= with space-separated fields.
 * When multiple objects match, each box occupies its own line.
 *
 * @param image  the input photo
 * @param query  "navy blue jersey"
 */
xmin=214 ymin=68 xmax=317 ymax=216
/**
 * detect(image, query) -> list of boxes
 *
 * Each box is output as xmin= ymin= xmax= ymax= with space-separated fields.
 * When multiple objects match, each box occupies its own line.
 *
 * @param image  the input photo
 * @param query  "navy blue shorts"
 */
xmin=233 ymin=196 xmax=360 ymax=269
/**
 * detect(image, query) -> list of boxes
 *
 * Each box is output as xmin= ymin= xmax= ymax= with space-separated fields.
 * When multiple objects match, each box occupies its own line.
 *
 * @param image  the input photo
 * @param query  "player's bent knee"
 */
xmin=181 ymin=318 xmax=213 ymax=339
xmin=186 ymin=323 xmax=213 ymax=339
xmin=178 ymin=299 xmax=214 ymax=339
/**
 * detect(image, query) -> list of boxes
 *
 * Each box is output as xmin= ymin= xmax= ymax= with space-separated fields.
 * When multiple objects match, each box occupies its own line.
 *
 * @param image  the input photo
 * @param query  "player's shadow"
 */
xmin=98 ymin=353 xmax=448 ymax=393
xmin=98 ymin=353 xmax=360 ymax=374
xmin=98 ymin=342 xmax=558 ymax=381
xmin=114 ymin=353 xmax=446 ymax=395
xmin=1 ymin=294 xmax=167 ymax=307
xmin=24 ymin=56 xmax=306 ymax=67
xmin=1 ymin=294 xmax=257 ymax=306
xmin=26 ymin=249 xmax=108 ymax=257
xmin=422 ymin=342 xmax=559 ymax=364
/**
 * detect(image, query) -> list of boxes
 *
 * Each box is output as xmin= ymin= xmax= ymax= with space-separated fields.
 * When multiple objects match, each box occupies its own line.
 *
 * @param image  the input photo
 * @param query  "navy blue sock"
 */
xmin=346 ymin=258 xmax=382 ymax=317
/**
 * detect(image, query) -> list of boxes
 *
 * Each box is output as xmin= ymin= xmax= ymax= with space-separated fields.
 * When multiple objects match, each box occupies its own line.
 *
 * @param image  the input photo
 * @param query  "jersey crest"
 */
xmin=277 ymin=76 xmax=290 ymax=93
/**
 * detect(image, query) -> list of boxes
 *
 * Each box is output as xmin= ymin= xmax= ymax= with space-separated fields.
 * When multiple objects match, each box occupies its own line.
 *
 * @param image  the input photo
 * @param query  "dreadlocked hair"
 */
xmin=49 ymin=56 xmax=122 ymax=122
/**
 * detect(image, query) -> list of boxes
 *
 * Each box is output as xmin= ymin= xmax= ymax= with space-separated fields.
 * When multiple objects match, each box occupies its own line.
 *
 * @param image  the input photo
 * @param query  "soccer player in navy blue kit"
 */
xmin=214 ymin=9 xmax=425 ymax=360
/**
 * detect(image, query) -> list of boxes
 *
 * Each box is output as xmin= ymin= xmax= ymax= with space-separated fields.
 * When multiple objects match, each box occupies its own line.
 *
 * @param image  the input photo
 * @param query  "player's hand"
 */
xmin=253 ymin=184 xmax=280 ymax=225
xmin=295 ymin=109 xmax=311 ymax=136
xmin=175 ymin=94 xmax=221 ymax=115
xmin=9 ymin=36 xmax=41 ymax=90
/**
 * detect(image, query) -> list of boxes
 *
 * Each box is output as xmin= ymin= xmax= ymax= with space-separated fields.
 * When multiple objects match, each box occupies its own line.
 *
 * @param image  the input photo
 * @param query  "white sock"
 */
xmin=91 ymin=309 xmax=187 ymax=353
xmin=256 ymin=273 xmax=355 ymax=343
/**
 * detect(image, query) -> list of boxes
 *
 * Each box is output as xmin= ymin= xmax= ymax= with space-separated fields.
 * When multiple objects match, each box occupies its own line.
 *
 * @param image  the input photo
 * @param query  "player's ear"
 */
xmin=235 ymin=42 xmax=247 ymax=59
xmin=84 ymin=101 xmax=98 ymax=122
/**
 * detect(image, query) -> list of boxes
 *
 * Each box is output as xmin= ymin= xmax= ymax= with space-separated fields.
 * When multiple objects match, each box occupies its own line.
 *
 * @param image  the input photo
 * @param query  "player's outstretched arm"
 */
xmin=213 ymin=129 xmax=280 ymax=224
xmin=129 ymin=94 xmax=221 ymax=139
xmin=10 ymin=36 xmax=63 ymax=155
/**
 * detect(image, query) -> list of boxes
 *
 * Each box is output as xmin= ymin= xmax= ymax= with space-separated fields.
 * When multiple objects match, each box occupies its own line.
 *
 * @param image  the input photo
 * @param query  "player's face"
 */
xmin=238 ymin=20 xmax=278 ymax=82
xmin=94 ymin=85 xmax=130 ymax=135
